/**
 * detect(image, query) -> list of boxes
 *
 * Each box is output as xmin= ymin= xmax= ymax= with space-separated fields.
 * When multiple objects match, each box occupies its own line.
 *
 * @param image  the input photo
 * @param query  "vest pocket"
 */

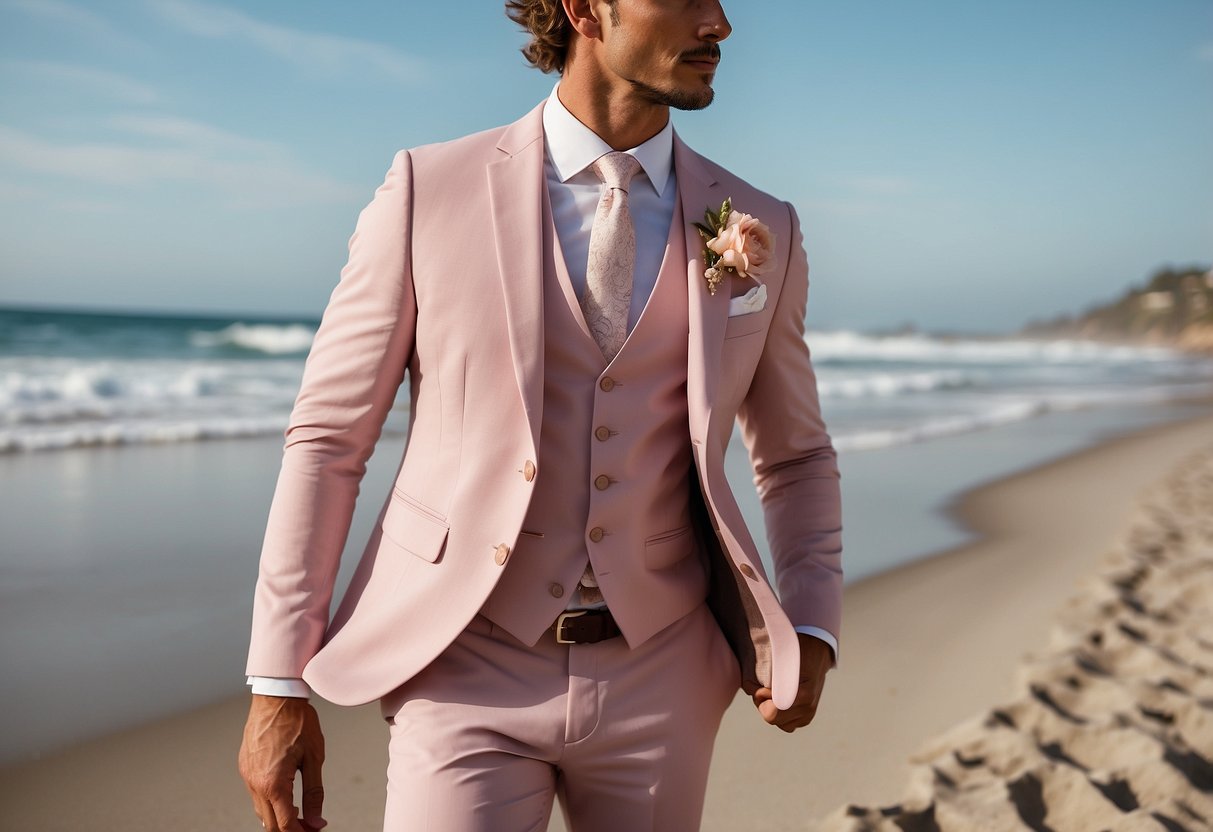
xmin=644 ymin=525 xmax=694 ymax=569
xmin=381 ymin=492 xmax=450 ymax=563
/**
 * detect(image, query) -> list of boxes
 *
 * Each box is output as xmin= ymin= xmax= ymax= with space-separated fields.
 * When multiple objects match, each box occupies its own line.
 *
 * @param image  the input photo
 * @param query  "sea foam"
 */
xmin=188 ymin=322 xmax=316 ymax=355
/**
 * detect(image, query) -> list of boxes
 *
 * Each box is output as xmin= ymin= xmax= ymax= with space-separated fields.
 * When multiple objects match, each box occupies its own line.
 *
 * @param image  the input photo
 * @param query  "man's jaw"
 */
xmin=629 ymin=77 xmax=715 ymax=111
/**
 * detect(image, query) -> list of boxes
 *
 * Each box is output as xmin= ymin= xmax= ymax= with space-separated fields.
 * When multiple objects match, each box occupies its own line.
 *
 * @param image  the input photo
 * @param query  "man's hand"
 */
xmin=752 ymin=633 xmax=833 ymax=733
xmin=238 ymin=694 xmax=327 ymax=832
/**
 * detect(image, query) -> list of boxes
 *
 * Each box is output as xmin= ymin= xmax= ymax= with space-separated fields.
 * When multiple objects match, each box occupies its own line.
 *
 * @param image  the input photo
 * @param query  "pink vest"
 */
xmin=480 ymin=190 xmax=709 ymax=647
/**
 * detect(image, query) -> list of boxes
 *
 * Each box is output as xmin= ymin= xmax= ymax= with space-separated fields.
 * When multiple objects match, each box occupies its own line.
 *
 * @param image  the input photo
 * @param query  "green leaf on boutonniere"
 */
xmin=693 ymin=221 xmax=716 ymax=240
xmin=718 ymin=197 xmax=732 ymax=228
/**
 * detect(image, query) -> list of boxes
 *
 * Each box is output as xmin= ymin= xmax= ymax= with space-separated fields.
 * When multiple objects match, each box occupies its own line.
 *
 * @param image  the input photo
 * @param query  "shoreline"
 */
xmin=2 ymin=407 xmax=1211 ymax=829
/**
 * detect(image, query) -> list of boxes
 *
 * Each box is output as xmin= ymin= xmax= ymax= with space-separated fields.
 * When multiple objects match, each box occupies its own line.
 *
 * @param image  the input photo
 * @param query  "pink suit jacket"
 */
xmin=246 ymin=100 xmax=843 ymax=712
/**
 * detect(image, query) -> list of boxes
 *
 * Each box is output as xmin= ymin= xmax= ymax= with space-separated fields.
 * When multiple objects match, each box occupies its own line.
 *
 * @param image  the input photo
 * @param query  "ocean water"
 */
xmin=3 ymin=305 xmax=1211 ymax=455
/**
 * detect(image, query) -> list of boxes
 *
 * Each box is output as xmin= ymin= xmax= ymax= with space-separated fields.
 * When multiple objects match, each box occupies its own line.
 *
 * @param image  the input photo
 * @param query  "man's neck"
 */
xmin=555 ymin=73 xmax=669 ymax=152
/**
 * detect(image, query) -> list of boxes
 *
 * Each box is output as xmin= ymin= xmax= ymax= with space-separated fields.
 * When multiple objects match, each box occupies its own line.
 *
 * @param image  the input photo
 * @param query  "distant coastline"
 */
xmin=1022 ymin=263 xmax=1213 ymax=354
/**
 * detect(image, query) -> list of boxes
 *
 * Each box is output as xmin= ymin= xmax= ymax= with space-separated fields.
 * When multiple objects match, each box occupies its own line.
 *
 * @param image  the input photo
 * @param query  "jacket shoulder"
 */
xmin=698 ymin=152 xmax=789 ymax=216
xmin=684 ymin=148 xmax=796 ymax=248
xmin=400 ymin=121 xmax=511 ymax=170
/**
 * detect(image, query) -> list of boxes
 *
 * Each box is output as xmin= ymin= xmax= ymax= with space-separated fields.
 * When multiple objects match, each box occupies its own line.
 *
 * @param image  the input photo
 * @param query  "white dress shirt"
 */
xmin=541 ymin=82 xmax=678 ymax=329
xmin=248 ymin=84 xmax=834 ymax=699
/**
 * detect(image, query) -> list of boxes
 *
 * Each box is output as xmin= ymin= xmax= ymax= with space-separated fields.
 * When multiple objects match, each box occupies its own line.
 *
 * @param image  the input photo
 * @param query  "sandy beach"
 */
xmin=816 ymin=436 xmax=1213 ymax=828
xmin=2 ymin=409 xmax=1212 ymax=830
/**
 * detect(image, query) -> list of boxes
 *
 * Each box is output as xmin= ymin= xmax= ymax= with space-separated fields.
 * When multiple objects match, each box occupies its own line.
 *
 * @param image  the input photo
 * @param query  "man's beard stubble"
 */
xmin=630 ymin=79 xmax=714 ymax=111
xmin=629 ymin=43 xmax=721 ymax=111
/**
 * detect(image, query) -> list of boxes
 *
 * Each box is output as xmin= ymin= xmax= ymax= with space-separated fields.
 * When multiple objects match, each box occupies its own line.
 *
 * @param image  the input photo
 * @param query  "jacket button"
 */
xmin=599 ymin=376 xmax=616 ymax=392
xmin=494 ymin=544 xmax=511 ymax=565
xmin=588 ymin=527 xmax=604 ymax=543
xmin=594 ymin=426 xmax=611 ymax=441
xmin=739 ymin=563 xmax=756 ymax=579
xmin=594 ymin=475 xmax=611 ymax=491
xmin=523 ymin=460 xmax=536 ymax=481
xmin=549 ymin=583 xmax=564 ymax=598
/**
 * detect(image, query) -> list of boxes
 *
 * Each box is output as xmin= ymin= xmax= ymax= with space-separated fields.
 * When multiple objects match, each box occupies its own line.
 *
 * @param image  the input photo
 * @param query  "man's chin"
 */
xmin=631 ymin=79 xmax=715 ymax=111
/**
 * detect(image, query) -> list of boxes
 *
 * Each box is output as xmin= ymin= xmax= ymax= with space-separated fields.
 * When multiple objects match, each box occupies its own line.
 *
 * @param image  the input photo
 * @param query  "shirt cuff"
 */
xmin=247 ymin=675 xmax=312 ymax=699
xmin=793 ymin=626 xmax=839 ymax=668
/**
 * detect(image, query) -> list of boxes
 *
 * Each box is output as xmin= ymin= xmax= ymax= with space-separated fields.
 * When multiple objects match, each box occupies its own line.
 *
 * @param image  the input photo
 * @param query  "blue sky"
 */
xmin=0 ymin=0 xmax=1209 ymax=333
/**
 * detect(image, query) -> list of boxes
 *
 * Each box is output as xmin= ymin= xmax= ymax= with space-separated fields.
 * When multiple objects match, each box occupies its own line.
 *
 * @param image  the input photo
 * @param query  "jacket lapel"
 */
xmin=488 ymin=110 xmax=728 ymax=454
xmin=487 ymin=101 xmax=547 ymax=454
xmin=674 ymin=132 xmax=728 ymax=445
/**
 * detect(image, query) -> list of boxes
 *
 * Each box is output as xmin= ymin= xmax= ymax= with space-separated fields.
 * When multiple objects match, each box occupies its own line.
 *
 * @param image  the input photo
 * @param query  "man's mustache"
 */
xmin=682 ymin=44 xmax=722 ymax=63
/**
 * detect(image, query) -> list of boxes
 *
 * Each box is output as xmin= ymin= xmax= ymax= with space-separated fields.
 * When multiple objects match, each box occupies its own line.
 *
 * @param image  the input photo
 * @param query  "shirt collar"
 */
xmin=541 ymin=82 xmax=673 ymax=197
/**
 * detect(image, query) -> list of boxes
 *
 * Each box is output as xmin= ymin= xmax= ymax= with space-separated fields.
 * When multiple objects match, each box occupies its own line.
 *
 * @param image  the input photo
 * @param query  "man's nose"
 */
xmin=699 ymin=1 xmax=732 ymax=43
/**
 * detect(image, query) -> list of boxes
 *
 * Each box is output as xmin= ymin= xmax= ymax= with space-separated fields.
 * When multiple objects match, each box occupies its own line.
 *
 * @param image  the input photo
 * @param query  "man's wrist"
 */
xmin=247 ymin=675 xmax=312 ymax=699
xmin=793 ymin=625 xmax=838 ymax=668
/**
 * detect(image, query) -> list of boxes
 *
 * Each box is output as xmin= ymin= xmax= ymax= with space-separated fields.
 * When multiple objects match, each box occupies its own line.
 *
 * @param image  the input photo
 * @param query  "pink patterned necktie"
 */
xmin=580 ymin=151 xmax=643 ymax=362
xmin=576 ymin=152 xmax=641 ymax=607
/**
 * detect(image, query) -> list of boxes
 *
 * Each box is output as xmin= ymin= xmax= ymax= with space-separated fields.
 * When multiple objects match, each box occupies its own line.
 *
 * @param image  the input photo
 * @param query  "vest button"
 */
xmin=588 ymin=527 xmax=605 ymax=543
xmin=594 ymin=475 xmax=611 ymax=491
xmin=599 ymin=376 xmax=616 ymax=392
xmin=523 ymin=460 xmax=536 ymax=481
xmin=739 ymin=563 xmax=756 ymax=580
xmin=549 ymin=583 xmax=565 ymax=598
xmin=493 ymin=544 xmax=511 ymax=565
xmin=594 ymin=426 xmax=611 ymax=442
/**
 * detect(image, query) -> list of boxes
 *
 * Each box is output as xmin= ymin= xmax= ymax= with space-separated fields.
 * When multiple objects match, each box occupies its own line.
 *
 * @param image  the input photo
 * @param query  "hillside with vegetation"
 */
xmin=1022 ymin=264 xmax=1213 ymax=353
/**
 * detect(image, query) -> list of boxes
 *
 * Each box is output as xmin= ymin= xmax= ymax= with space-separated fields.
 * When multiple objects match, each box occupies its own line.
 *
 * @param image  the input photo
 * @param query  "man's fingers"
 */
xmin=751 ymin=687 xmax=779 ymax=724
xmin=753 ymin=681 xmax=827 ymax=731
xmin=249 ymin=790 xmax=279 ymax=832
xmin=301 ymin=755 xmax=327 ymax=829
xmin=248 ymin=781 xmax=281 ymax=832
xmin=270 ymin=792 xmax=305 ymax=832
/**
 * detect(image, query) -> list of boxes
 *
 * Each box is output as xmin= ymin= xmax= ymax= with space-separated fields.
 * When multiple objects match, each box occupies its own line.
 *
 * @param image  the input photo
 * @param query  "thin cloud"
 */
xmin=5 ymin=60 xmax=159 ymax=104
xmin=1198 ymin=42 xmax=1213 ymax=62
xmin=149 ymin=0 xmax=426 ymax=85
xmin=106 ymin=114 xmax=280 ymax=155
xmin=2 ymin=0 xmax=143 ymax=50
xmin=0 ymin=123 xmax=364 ymax=208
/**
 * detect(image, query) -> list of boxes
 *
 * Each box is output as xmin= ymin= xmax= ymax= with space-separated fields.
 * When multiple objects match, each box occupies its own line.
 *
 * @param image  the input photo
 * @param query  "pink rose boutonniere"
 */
xmin=693 ymin=198 xmax=776 ymax=296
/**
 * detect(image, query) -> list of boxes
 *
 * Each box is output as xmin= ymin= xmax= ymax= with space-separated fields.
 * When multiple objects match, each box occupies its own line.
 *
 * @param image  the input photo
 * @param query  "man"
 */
xmin=239 ymin=1 xmax=843 ymax=830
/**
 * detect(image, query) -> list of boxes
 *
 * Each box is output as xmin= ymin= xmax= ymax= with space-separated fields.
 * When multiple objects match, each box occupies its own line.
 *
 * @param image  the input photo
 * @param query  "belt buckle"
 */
xmin=554 ymin=610 xmax=588 ymax=644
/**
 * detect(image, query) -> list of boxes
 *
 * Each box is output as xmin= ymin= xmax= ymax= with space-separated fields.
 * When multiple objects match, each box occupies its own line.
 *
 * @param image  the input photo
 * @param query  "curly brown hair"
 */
xmin=505 ymin=0 xmax=616 ymax=74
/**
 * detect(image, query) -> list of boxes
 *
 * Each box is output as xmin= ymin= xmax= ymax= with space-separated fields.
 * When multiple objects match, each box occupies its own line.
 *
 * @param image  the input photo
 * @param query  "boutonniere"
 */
xmin=693 ymin=197 xmax=776 ymax=295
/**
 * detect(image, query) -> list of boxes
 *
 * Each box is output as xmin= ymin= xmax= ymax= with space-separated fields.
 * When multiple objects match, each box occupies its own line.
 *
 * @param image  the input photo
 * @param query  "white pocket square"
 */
xmin=727 ymin=283 xmax=767 ymax=317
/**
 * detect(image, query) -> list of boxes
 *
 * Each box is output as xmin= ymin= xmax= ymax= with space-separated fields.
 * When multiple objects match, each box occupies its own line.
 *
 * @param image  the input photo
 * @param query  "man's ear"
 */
xmin=563 ymin=0 xmax=604 ymax=40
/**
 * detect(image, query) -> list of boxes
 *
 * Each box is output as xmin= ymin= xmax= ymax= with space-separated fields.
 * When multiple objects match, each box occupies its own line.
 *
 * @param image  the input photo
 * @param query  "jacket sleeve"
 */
xmin=734 ymin=200 xmax=843 ymax=650
xmin=245 ymin=149 xmax=417 ymax=677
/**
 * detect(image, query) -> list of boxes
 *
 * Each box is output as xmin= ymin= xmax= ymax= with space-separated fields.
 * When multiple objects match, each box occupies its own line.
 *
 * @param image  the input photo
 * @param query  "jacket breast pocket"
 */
xmin=645 ymin=525 xmax=694 ymax=569
xmin=381 ymin=491 xmax=450 ymax=563
xmin=723 ymin=311 xmax=767 ymax=340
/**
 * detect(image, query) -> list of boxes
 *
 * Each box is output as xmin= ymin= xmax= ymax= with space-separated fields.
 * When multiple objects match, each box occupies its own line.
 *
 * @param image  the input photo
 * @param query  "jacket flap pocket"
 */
xmin=644 ymin=525 xmax=694 ymax=569
xmin=381 ymin=495 xmax=449 ymax=563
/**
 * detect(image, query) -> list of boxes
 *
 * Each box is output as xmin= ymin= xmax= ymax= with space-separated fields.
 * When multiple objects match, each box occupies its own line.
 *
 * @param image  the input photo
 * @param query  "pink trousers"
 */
xmin=378 ymin=603 xmax=741 ymax=831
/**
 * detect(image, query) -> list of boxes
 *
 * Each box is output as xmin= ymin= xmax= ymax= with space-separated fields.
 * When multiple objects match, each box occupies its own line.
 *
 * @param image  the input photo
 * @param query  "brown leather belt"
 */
xmin=551 ymin=609 xmax=622 ymax=644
